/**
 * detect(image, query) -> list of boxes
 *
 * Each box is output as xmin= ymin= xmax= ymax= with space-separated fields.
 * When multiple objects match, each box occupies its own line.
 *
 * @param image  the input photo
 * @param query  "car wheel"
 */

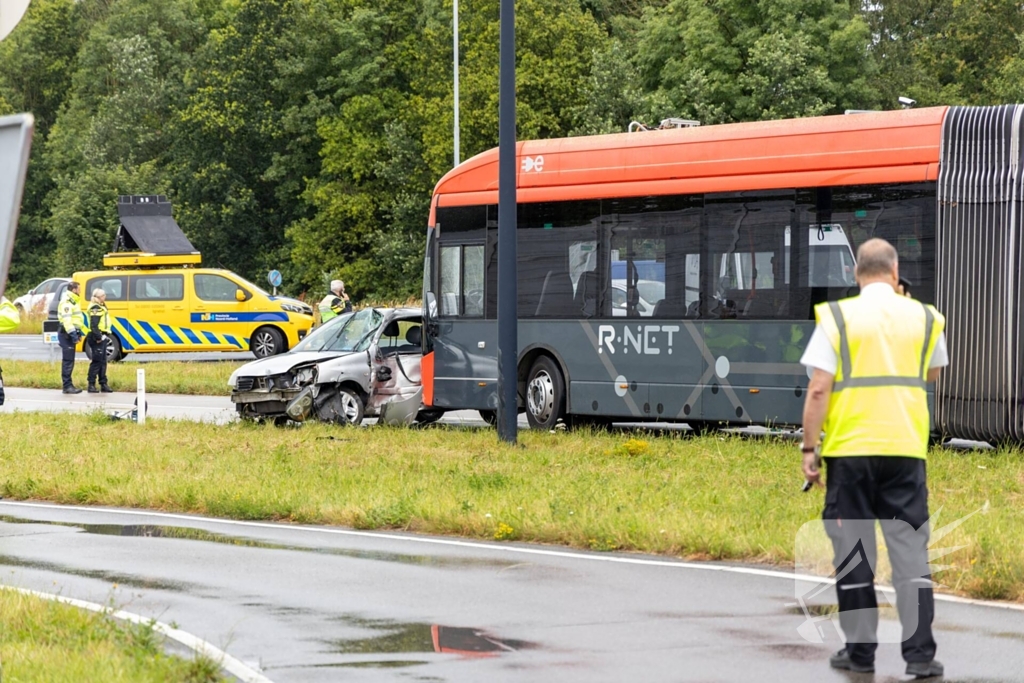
xmin=106 ymin=335 xmax=123 ymax=362
xmin=478 ymin=409 xmax=497 ymax=426
xmin=525 ymin=355 xmax=566 ymax=430
xmin=317 ymin=386 xmax=365 ymax=425
xmin=251 ymin=327 xmax=285 ymax=358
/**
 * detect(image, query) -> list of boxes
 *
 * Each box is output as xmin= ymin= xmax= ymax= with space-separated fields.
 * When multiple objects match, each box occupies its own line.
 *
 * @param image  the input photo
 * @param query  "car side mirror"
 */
xmin=235 ymin=289 xmax=247 ymax=302
xmin=27 ymin=289 xmax=34 ymax=295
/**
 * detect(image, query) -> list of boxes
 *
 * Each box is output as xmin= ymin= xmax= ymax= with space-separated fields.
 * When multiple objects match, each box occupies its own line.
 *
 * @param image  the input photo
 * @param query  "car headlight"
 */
xmin=293 ymin=365 xmax=317 ymax=385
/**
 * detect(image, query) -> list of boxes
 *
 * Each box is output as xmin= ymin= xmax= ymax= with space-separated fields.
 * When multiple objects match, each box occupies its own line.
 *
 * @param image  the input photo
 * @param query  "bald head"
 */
xmin=855 ymin=238 xmax=899 ymax=287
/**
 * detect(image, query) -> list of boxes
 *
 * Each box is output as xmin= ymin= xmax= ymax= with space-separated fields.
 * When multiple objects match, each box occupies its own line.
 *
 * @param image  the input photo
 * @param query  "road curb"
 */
xmin=0 ymin=584 xmax=274 ymax=683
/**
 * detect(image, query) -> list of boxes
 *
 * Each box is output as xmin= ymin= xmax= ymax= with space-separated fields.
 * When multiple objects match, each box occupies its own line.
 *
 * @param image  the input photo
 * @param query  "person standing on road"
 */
xmin=799 ymin=238 xmax=947 ymax=679
xmin=57 ymin=281 xmax=86 ymax=394
xmin=86 ymin=288 xmax=113 ymax=394
xmin=318 ymin=279 xmax=352 ymax=324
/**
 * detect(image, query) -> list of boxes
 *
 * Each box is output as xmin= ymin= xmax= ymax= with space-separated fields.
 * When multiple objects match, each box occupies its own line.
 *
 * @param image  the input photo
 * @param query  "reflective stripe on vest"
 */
xmin=828 ymin=300 xmax=934 ymax=392
xmin=816 ymin=292 xmax=945 ymax=459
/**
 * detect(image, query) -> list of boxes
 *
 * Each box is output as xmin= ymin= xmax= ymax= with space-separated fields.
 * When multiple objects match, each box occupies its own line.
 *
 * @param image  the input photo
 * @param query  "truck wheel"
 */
xmin=525 ymin=355 xmax=566 ymax=430
xmin=251 ymin=327 xmax=285 ymax=358
xmin=317 ymin=386 xmax=365 ymax=425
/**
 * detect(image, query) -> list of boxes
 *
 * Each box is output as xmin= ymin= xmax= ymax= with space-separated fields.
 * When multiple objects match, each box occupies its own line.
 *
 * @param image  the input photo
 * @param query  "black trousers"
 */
xmin=87 ymin=337 xmax=108 ymax=387
xmin=823 ymin=456 xmax=936 ymax=665
xmin=57 ymin=329 xmax=77 ymax=389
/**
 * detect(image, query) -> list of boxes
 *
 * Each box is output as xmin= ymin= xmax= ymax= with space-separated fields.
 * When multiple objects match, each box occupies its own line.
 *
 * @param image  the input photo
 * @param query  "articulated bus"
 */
xmin=421 ymin=105 xmax=1022 ymax=443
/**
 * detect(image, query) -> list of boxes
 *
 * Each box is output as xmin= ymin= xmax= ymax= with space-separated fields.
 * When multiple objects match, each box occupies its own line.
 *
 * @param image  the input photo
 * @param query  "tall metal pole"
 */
xmin=453 ymin=0 xmax=460 ymax=167
xmin=496 ymin=0 xmax=517 ymax=443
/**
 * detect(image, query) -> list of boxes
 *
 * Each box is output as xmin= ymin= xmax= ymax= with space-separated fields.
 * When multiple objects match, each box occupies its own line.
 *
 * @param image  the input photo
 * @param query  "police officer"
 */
xmin=57 ymin=281 xmax=86 ymax=394
xmin=800 ymin=238 xmax=947 ymax=679
xmin=86 ymin=288 xmax=113 ymax=393
xmin=318 ymin=279 xmax=352 ymax=324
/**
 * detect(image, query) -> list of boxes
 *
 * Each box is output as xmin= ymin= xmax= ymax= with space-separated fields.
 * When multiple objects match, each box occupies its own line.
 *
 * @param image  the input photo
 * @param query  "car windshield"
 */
xmin=291 ymin=309 xmax=383 ymax=354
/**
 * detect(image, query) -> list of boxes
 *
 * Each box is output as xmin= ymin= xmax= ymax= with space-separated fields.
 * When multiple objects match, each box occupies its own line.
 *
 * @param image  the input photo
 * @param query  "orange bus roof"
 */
xmin=432 ymin=107 xmax=946 ymax=210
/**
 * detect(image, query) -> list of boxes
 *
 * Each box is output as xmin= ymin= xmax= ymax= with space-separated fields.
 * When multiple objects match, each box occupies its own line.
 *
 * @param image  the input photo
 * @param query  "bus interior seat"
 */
xmin=535 ymin=270 xmax=575 ymax=317
xmin=653 ymin=298 xmax=691 ymax=319
xmin=573 ymin=271 xmax=599 ymax=317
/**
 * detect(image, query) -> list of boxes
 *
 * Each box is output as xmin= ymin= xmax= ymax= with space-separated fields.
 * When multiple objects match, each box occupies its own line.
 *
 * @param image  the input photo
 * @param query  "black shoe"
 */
xmin=830 ymin=648 xmax=874 ymax=673
xmin=62 ymin=386 xmax=83 ymax=395
xmin=88 ymin=385 xmax=99 ymax=393
xmin=100 ymin=385 xmax=113 ymax=393
xmin=906 ymin=660 xmax=944 ymax=679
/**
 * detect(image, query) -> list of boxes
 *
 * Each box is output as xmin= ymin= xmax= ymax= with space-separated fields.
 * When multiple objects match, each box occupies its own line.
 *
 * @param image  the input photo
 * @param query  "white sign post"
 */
xmin=0 ymin=113 xmax=34 ymax=296
xmin=136 ymin=368 xmax=146 ymax=424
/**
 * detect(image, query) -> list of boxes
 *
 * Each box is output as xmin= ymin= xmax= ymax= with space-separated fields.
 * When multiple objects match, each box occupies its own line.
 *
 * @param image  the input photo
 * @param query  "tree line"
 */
xmin=2 ymin=0 xmax=1023 ymax=301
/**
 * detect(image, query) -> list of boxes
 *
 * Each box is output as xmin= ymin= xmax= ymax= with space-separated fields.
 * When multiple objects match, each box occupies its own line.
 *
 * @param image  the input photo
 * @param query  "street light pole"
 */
xmin=453 ymin=0 xmax=460 ymax=167
xmin=496 ymin=0 xmax=517 ymax=443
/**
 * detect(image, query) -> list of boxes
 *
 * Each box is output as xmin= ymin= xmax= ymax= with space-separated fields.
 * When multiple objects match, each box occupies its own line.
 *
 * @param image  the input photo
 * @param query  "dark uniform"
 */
xmin=87 ymin=300 xmax=113 ymax=393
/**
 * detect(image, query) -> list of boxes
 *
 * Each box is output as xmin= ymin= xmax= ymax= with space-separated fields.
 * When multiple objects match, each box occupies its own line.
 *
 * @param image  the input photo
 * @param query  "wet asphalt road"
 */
xmin=0 ymin=502 xmax=1022 ymax=682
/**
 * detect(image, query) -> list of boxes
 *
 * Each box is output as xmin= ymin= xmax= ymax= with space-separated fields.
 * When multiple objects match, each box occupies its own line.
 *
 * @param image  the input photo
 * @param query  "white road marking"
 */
xmin=0 ymin=585 xmax=275 ymax=683
xmin=2 ymin=500 xmax=1021 ymax=613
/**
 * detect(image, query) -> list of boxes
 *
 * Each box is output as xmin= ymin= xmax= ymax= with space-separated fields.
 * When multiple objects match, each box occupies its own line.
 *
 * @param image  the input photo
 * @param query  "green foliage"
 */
xmin=6 ymin=0 xmax=1024 ymax=297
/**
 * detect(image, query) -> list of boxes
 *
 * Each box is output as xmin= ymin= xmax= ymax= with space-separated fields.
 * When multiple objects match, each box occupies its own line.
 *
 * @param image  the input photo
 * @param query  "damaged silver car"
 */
xmin=228 ymin=307 xmax=444 ymax=426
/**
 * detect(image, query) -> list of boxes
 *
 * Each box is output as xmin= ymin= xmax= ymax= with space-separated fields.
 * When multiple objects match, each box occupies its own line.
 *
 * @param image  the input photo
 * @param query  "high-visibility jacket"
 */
xmin=58 ymin=290 xmax=85 ymax=334
xmin=0 ymin=297 xmax=20 ymax=333
xmin=815 ymin=288 xmax=945 ymax=459
xmin=318 ymin=294 xmax=351 ymax=323
xmin=87 ymin=302 xmax=111 ymax=335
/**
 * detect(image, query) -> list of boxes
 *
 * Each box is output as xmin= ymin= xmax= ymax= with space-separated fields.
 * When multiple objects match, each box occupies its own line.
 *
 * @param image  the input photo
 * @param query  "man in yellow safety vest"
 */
xmin=318 ymin=280 xmax=352 ymax=325
xmin=800 ymin=238 xmax=947 ymax=679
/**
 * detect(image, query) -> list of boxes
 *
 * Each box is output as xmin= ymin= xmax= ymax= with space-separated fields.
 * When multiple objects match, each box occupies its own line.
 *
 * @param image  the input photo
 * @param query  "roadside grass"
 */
xmin=0 ymin=317 xmax=43 ymax=335
xmin=0 ymin=413 xmax=1020 ymax=603
xmin=0 ymin=588 xmax=225 ymax=682
xmin=0 ymin=360 xmax=240 ymax=395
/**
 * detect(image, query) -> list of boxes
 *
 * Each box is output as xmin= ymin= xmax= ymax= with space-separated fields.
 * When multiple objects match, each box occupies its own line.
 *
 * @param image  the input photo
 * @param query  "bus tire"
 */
xmin=525 ymin=355 xmax=566 ymax=430
xmin=251 ymin=326 xmax=286 ymax=358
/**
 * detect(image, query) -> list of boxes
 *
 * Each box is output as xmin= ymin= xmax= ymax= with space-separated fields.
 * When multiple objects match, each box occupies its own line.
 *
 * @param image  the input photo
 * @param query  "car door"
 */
xmin=190 ymin=272 xmax=252 ymax=351
xmin=126 ymin=273 xmax=187 ymax=349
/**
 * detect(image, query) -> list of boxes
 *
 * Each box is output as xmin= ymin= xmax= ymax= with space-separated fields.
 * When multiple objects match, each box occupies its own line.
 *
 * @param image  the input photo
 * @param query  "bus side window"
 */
xmin=440 ymin=246 xmax=461 ymax=316
xmin=439 ymin=243 xmax=484 ymax=318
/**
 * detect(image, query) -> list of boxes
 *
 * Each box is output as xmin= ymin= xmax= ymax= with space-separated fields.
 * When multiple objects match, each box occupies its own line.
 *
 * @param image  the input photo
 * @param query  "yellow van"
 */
xmin=71 ymin=194 xmax=314 ymax=361
xmin=74 ymin=263 xmax=314 ymax=361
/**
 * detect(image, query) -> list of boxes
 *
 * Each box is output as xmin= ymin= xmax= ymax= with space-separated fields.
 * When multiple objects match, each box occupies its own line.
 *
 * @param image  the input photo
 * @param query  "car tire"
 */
xmin=478 ymin=409 xmax=498 ymax=426
xmin=525 ymin=355 xmax=566 ymax=430
xmin=317 ymin=386 xmax=365 ymax=425
xmin=251 ymin=326 xmax=285 ymax=358
xmin=83 ymin=335 xmax=124 ymax=363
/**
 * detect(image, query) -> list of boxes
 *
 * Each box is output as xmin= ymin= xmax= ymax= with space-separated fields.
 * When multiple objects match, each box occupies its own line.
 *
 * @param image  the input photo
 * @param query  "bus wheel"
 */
xmin=251 ymin=327 xmax=285 ymax=358
xmin=525 ymin=356 xmax=565 ymax=430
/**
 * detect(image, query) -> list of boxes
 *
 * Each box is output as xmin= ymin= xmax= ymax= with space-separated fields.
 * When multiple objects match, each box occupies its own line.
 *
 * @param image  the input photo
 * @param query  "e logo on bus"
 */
xmin=598 ymin=324 xmax=679 ymax=355
xmin=521 ymin=155 xmax=544 ymax=173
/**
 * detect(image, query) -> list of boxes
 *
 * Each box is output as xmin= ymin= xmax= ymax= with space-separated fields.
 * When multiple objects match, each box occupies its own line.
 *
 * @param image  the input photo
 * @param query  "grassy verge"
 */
xmin=0 ymin=413 xmax=1021 ymax=602
xmin=0 ymin=360 xmax=241 ymax=395
xmin=0 ymin=588 xmax=224 ymax=682
xmin=0 ymin=317 xmax=44 ymax=335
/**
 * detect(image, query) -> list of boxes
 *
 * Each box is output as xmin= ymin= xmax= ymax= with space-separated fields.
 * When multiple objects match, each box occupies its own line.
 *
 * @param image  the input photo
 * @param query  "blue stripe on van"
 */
xmin=181 ymin=328 xmax=202 ymax=345
xmin=118 ymin=318 xmax=147 ymax=347
xmin=202 ymin=331 xmax=220 ymax=345
xmin=159 ymin=324 xmax=183 ymax=345
xmin=137 ymin=320 xmax=166 ymax=344
xmin=224 ymin=334 xmax=241 ymax=348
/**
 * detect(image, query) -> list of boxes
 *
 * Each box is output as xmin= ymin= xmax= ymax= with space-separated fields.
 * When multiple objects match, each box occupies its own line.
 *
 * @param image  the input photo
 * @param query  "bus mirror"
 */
xmin=235 ymin=289 xmax=246 ymax=302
